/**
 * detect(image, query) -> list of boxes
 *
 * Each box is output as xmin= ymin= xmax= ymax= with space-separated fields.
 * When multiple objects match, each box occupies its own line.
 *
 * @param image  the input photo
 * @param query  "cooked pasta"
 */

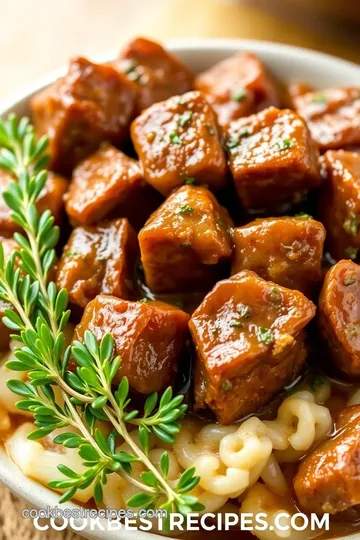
xmin=6 ymin=423 xmax=93 ymax=502
xmin=264 ymin=391 xmax=332 ymax=462
xmin=240 ymin=483 xmax=310 ymax=540
xmin=173 ymin=420 xmax=236 ymax=469
xmin=172 ymin=391 xmax=332 ymax=506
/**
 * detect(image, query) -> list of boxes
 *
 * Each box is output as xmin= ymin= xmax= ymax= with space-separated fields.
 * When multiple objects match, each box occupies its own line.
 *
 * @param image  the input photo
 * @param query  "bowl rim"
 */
xmin=0 ymin=37 xmax=360 ymax=540
xmin=1 ymin=37 xmax=360 ymax=115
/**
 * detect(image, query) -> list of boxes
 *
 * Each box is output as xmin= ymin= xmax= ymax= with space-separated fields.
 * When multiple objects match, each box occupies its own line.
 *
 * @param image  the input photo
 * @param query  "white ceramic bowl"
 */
xmin=0 ymin=39 xmax=360 ymax=540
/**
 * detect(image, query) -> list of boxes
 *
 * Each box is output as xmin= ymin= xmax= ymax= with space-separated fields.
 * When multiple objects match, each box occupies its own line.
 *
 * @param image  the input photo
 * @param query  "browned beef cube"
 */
xmin=131 ymin=91 xmax=227 ymax=196
xmin=318 ymin=260 xmax=360 ymax=376
xmin=195 ymin=52 xmax=280 ymax=127
xmin=232 ymin=217 xmax=325 ymax=296
xmin=318 ymin=150 xmax=360 ymax=261
xmin=225 ymin=106 xmax=321 ymax=211
xmin=189 ymin=270 xmax=316 ymax=424
xmin=138 ymin=185 xmax=233 ymax=293
xmin=294 ymin=87 xmax=360 ymax=151
xmin=31 ymin=57 xmax=137 ymax=175
xmin=113 ymin=37 xmax=193 ymax=113
xmin=74 ymin=295 xmax=189 ymax=394
xmin=56 ymin=218 xmax=138 ymax=309
xmin=65 ymin=144 xmax=143 ymax=226
xmin=294 ymin=406 xmax=360 ymax=514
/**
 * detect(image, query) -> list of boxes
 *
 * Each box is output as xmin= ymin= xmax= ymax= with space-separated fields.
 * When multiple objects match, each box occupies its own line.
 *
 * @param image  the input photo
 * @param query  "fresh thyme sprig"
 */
xmin=0 ymin=114 xmax=201 ymax=521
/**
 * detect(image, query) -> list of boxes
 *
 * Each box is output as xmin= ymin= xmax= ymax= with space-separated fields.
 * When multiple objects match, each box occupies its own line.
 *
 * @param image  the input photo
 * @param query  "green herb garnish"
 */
xmin=177 ymin=205 xmax=194 ymax=215
xmin=123 ymin=59 xmax=138 ymax=74
xmin=178 ymin=96 xmax=189 ymax=105
xmin=0 ymin=114 xmax=202 ymax=523
xmin=310 ymin=377 xmax=325 ymax=392
xmin=347 ymin=323 xmax=359 ymax=337
xmin=178 ymin=111 xmax=193 ymax=127
xmin=345 ymin=247 xmax=359 ymax=260
xmin=269 ymin=287 xmax=282 ymax=304
xmin=185 ymin=177 xmax=196 ymax=185
xmin=276 ymin=138 xmax=294 ymax=151
xmin=343 ymin=213 xmax=359 ymax=238
xmin=295 ymin=212 xmax=313 ymax=219
xmin=233 ymin=88 xmax=247 ymax=102
xmin=224 ymin=138 xmax=239 ymax=152
xmin=64 ymin=250 xmax=80 ymax=258
xmin=230 ymin=320 xmax=244 ymax=328
xmin=239 ymin=129 xmax=250 ymax=138
xmin=139 ymin=297 xmax=149 ymax=303
xmin=222 ymin=379 xmax=233 ymax=392
xmin=256 ymin=327 xmax=274 ymax=346
xmin=311 ymin=95 xmax=327 ymax=104
xmin=237 ymin=304 xmax=251 ymax=318
xmin=169 ymin=131 xmax=182 ymax=145
xmin=344 ymin=274 xmax=357 ymax=286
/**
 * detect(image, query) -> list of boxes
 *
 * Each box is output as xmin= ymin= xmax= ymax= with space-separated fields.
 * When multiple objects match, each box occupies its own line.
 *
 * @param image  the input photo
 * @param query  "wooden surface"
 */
xmin=0 ymin=0 xmax=359 ymax=538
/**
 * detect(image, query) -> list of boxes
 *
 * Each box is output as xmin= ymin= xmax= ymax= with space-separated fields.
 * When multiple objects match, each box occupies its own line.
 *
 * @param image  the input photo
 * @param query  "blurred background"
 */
xmin=0 ymin=0 xmax=359 ymax=538
xmin=1 ymin=0 xmax=359 ymax=104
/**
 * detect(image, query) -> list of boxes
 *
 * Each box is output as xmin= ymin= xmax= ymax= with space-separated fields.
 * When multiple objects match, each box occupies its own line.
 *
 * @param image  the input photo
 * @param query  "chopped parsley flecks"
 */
xmin=343 ymin=213 xmax=359 ymax=238
xmin=185 ymin=177 xmax=196 ymax=185
xmin=177 ymin=204 xmax=194 ymax=215
xmin=224 ymin=138 xmax=240 ymax=152
xmin=311 ymin=95 xmax=327 ymax=105
xmin=269 ymin=287 xmax=282 ymax=304
xmin=64 ymin=250 xmax=80 ymax=258
xmin=178 ymin=96 xmax=190 ymax=106
xmin=233 ymin=88 xmax=247 ymax=102
xmin=139 ymin=297 xmax=149 ymax=303
xmin=295 ymin=212 xmax=313 ymax=219
xmin=169 ymin=131 xmax=182 ymax=145
xmin=222 ymin=379 xmax=233 ymax=392
xmin=276 ymin=138 xmax=294 ymax=151
xmin=310 ymin=377 xmax=325 ymax=392
xmin=178 ymin=110 xmax=193 ymax=127
xmin=237 ymin=304 xmax=251 ymax=318
xmin=123 ymin=59 xmax=138 ymax=74
xmin=216 ymin=217 xmax=223 ymax=226
xmin=344 ymin=274 xmax=357 ymax=286
xmin=347 ymin=324 xmax=359 ymax=337
xmin=239 ymin=129 xmax=250 ymax=138
xmin=229 ymin=320 xmax=244 ymax=328
xmin=128 ymin=71 xmax=142 ymax=83
xmin=345 ymin=246 xmax=359 ymax=260
xmin=256 ymin=326 xmax=274 ymax=346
